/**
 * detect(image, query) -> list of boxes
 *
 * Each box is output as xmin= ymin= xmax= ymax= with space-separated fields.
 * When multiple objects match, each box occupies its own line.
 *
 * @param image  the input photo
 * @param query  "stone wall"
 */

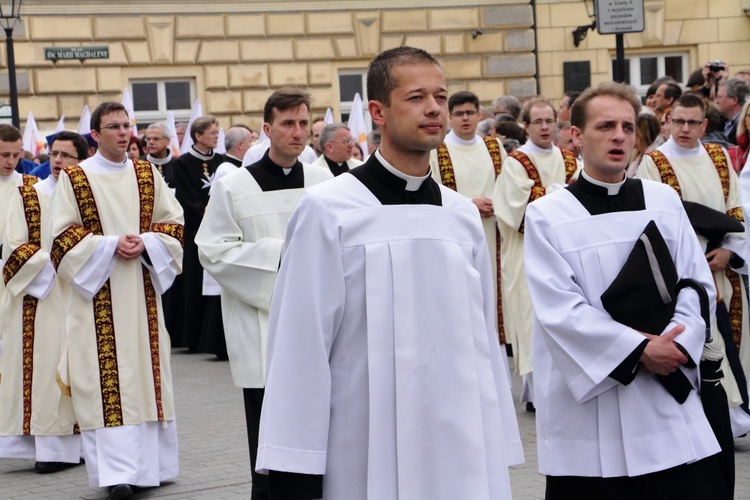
xmin=3 ymin=0 xmax=749 ymax=131
xmin=535 ymin=0 xmax=750 ymax=100
xmin=2 ymin=2 xmax=536 ymax=130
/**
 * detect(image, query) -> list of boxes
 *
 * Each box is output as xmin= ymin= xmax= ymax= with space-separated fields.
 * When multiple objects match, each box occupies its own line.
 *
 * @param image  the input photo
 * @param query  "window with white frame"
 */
xmin=131 ymin=79 xmax=195 ymax=127
xmin=611 ymin=53 xmax=688 ymax=100
xmin=338 ymin=70 xmax=370 ymax=130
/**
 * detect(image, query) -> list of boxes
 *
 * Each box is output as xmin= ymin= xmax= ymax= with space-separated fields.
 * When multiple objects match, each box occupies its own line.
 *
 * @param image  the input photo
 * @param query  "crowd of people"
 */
xmin=0 ymin=47 xmax=750 ymax=499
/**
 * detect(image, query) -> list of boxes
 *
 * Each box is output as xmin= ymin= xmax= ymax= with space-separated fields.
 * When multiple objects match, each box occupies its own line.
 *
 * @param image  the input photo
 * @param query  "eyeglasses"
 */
xmin=451 ymin=110 xmax=478 ymax=118
xmin=670 ymin=118 xmax=703 ymax=128
xmin=529 ymin=119 xmax=556 ymax=127
xmin=145 ymin=136 xmax=169 ymax=142
xmin=100 ymin=123 xmax=133 ymax=132
xmin=50 ymin=150 xmax=79 ymax=160
xmin=333 ymin=138 xmax=353 ymax=145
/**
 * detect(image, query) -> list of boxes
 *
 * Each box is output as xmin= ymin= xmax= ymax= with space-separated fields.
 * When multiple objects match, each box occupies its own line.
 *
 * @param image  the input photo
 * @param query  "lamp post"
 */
xmin=0 ymin=0 xmax=22 ymax=129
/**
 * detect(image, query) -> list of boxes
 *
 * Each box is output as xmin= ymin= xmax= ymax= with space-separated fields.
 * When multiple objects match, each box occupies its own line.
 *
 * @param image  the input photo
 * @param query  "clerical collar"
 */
xmin=444 ymin=129 xmax=479 ymax=146
xmin=189 ymin=146 xmax=214 ymax=161
xmin=518 ymin=140 xmax=554 ymax=155
xmin=0 ymin=170 xmax=19 ymax=181
xmin=147 ymin=150 xmax=173 ymax=165
xmin=94 ymin=151 xmax=129 ymax=171
xmin=660 ymin=137 xmax=703 ymax=158
xmin=256 ymin=150 xmax=301 ymax=177
xmin=580 ymin=168 xmax=626 ymax=195
xmin=375 ymin=150 xmax=430 ymax=191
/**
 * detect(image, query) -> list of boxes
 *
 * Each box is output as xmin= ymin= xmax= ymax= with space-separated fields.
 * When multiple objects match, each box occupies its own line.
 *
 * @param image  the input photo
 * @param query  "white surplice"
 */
xmin=257 ymin=167 xmax=523 ymax=499
xmin=525 ymin=178 xmax=721 ymax=477
xmin=195 ymin=164 xmax=332 ymax=388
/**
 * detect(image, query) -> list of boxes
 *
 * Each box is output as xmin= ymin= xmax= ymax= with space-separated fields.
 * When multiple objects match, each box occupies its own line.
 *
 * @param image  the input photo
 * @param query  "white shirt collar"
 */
xmin=581 ymin=168 xmax=626 ymax=195
xmin=375 ymin=150 xmax=430 ymax=192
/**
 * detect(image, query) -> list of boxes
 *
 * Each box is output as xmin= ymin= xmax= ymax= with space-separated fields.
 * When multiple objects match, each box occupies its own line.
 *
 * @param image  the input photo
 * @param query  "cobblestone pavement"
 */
xmin=1 ymin=349 xmax=748 ymax=499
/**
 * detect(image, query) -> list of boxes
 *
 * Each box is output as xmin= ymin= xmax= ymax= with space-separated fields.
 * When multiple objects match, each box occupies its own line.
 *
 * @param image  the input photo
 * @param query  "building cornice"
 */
xmin=23 ymin=0 xmax=520 ymax=15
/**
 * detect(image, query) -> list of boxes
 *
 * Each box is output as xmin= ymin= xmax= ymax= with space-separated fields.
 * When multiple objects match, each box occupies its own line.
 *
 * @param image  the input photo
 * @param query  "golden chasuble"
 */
xmin=647 ymin=145 xmax=745 ymax=348
xmin=436 ymin=138 xmax=506 ymax=344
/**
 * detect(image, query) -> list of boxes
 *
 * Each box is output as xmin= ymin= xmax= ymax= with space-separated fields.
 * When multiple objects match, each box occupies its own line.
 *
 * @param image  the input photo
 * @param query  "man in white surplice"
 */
xmin=196 ymin=88 xmax=332 ymax=500
xmin=0 ymin=132 xmax=88 ymax=474
xmin=49 ymin=102 xmax=184 ymax=499
xmin=429 ymin=90 xmax=507 ymax=350
xmin=256 ymin=46 xmax=523 ymax=500
xmin=524 ymin=82 xmax=728 ymax=499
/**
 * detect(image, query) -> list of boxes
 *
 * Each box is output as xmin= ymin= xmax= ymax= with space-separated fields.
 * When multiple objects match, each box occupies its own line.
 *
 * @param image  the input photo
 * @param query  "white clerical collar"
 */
xmin=375 ymin=150 xmax=430 ymax=191
xmin=0 ymin=170 xmax=19 ymax=181
xmin=147 ymin=150 xmax=173 ymax=165
xmin=518 ymin=140 xmax=554 ymax=155
xmin=444 ymin=129 xmax=480 ymax=146
xmin=581 ymin=168 xmax=626 ymax=195
xmin=87 ymin=151 xmax=131 ymax=172
xmin=660 ymin=137 xmax=703 ymax=158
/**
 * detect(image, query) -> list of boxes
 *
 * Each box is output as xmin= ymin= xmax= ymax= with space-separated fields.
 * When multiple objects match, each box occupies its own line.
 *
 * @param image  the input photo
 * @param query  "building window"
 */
xmin=131 ymin=79 xmax=195 ymax=127
xmin=611 ymin=53 xmax=688 ymax=98
xmin=338 ymin=70 xmax=370 ymax=129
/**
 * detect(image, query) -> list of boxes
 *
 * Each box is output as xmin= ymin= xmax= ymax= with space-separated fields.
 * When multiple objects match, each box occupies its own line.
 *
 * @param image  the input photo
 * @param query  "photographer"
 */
xmin=701 ymin=60 xmax=730 ymax=100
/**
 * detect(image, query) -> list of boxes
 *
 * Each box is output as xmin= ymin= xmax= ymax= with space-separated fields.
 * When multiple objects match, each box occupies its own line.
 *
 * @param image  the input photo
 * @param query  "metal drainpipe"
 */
xmin=530 ymin=0 xmax=541 ymax=94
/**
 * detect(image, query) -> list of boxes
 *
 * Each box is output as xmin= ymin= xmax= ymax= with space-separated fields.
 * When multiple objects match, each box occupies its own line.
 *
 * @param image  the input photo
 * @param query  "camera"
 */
xmin=709 ymin=60 xmax=726 ymax=73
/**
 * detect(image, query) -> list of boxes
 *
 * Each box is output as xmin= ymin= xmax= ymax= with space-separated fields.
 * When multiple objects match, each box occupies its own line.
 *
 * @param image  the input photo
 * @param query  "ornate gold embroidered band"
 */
xmin=134 ymin=159 xmax=164 ymax=421
xmin=66 ymin=165 xmax=123 ymax=427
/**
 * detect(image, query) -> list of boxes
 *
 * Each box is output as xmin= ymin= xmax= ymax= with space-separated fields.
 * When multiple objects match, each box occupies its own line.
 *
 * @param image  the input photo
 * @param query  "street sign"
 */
xmin=45 ymin=46 xmax=109 ymax=62
xmin=595 ymin=0 xmax=645 ymax=34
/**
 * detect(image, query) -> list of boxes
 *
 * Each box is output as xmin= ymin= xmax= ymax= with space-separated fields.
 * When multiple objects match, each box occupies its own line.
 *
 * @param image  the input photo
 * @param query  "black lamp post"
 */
xmin=0 ymin=0 xmax=22 ymax=129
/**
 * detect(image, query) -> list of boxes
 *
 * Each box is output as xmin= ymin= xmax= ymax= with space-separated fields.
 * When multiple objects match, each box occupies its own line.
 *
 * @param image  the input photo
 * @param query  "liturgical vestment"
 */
xmin=525 ymin=175 xmax=721 ymax=478
xmin=493 ymin=141 xmax=581 ymax=376
xmin=0 ymin=176 xmax=81 ymax=463
xmin=49 ymin=152 xmax=184 ymax=487
xmin=639 ymin=138 xmax=749 ymax=414
xmin=257 ymin=154 xmax=523 ymax=500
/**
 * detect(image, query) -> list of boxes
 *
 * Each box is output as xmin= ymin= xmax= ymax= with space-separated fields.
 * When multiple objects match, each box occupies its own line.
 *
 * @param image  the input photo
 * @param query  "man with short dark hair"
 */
xmin=526 ymin=80 xmax=729 ymax=500
xmin=196 ymin=88 xmax=332 ymax=499
xmin=654 ymin=81 xmax=682 ymax=120
xmin=716 ymin=77 xmax=750 ymax=145
xmin=257 ymin=47 xmax=522 ymax=500
xmin=493 ymin=96 xmax=581 ymax=411
xmin=49 ymin=102 xmax=184 ymax=498
xmin=430 ymin=90 xmax=507 ymax=349
xmin=311 ymin=122 xmax=362 ymax=176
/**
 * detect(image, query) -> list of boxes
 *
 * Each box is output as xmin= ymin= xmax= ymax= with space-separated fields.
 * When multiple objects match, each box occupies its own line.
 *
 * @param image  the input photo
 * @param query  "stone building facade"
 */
xmin=3 ymin=0 xmax=749 ymax=132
